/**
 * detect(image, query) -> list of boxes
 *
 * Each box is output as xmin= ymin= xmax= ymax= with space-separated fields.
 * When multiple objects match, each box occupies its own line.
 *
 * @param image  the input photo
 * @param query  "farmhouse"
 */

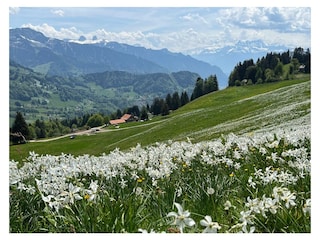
xmin=109 ymin=113 xmax=136 ymax=125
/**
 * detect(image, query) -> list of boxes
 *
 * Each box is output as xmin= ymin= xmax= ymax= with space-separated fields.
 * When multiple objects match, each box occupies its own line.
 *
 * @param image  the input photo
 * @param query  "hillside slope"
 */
xmin=10 ymin=77 xmax=310 ymax=162
xmin=9 ymin=61 xmax=200 ymax=124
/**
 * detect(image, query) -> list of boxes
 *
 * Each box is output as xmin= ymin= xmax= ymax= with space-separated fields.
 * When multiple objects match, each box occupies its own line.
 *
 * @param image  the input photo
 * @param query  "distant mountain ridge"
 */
xmin=10 ymin=28 xmax=228 ymax=88
xmin=190 ymin=40 xmax=293 ymax=75
xmin=10 ymin=28 xmax=167 ymax=76
xmin=100 ymin=41 xmax=227 ymax=87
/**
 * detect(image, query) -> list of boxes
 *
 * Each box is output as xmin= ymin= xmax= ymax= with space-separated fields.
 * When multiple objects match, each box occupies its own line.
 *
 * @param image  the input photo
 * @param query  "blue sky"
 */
xmin=9 ymin=6 xmax=311 ymax=54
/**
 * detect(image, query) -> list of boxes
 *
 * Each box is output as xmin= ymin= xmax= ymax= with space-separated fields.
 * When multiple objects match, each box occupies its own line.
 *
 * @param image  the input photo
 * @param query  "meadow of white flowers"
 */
xmin=9 ymin=121 xmax=311 ymax=233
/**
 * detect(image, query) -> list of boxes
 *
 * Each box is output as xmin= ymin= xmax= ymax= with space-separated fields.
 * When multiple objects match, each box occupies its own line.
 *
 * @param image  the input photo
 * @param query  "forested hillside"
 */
xmin=228 ymin=47 xmax=310 ymax=86
xmin=9 ymin=61 xmax=200 ymax=124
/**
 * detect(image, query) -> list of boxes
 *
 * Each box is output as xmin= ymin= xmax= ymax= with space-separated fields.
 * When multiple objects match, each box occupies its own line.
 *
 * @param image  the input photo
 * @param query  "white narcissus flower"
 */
xmin=247 ymin=176 xmax=256 ymax=189
xmin=200 ymin=215 xmax=221 ymax=233
xmin=167 ymin=202 xmax=195 ymax=233
xmin=224 ymin=200 xmax=232 ymax=210
xmin=85 ymin=180 xmax=98 ymax=201
xmin=59 ymin=183 xmax=83 ymax=204
xmin=303 ymin=199 xmax=311 ymax=215
xmin=207 ymin=187 xmax=215 ymax=195
xmin=263 ymin=196 xmax=278 ymax=214
xmin=281 ymin=190 xmax=296 ymax=208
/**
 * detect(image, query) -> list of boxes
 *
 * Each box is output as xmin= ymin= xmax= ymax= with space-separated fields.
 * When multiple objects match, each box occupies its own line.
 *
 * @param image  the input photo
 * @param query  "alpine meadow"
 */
xmin=10 ymin=76 xmax=311 ymax=233
xmin=9 ymin=7 xmax=311 ymax=235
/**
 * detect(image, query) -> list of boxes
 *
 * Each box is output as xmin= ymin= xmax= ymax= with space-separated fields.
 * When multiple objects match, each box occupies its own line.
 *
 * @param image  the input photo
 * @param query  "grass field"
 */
xmin=10 ymin=77 xmax=310 ymax=163
xmin=9 ymin=77 xmax=311 ymax=233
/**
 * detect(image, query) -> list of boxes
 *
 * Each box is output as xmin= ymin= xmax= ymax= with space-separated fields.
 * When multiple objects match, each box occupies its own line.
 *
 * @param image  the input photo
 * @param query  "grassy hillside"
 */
xmin=10 ymin=77 xmax=310 ymax=162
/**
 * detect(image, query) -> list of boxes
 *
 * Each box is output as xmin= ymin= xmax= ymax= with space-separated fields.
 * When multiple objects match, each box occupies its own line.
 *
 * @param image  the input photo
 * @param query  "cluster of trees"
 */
xmin=10 ymin=116 xmax=72 ymax=142
xmin=190 ymin=75 xmax=219 ymax=100
xmin=149 ymin=74 xmax=219 ymax=116
xmin=228 ymin=47 xmax=310 ymax=86
xmin=61 ymin=113 xmax=109 ymax=130
xmin=149 ymin=91 xmax=189 ymax=116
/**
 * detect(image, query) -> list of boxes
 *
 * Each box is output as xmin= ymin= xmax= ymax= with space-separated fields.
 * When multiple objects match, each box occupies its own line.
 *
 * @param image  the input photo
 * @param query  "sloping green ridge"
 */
xmin=10 ymin=78 xmax=310 ymax=162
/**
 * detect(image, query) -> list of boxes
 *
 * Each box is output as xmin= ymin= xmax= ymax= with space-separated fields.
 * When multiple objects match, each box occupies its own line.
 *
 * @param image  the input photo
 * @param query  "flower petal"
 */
xmin=204 ymin=215 xmax=212 ymax=223
xmin=167 ymin=212 xmax=178 ymax=218
xmin=200 ymin=219 xmax=209 ymax=227
xmin=184 ymin=217 xmax=195 ymax=227
xmin=174 ymin=202 xmax=184 ymax=215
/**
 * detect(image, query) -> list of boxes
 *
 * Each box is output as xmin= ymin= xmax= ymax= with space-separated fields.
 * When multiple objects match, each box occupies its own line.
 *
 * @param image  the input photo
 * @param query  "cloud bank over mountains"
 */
xmin=10 ymin=7 xmax=310 ymax=54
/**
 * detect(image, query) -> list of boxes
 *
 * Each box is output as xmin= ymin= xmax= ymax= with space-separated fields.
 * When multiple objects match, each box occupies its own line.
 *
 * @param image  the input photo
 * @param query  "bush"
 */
xmin=86 ymin=114 xmax=104 ymax=128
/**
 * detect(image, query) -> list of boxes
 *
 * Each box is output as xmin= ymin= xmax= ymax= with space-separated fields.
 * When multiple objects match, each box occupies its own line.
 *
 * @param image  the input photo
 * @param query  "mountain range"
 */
xmin=190 ymin=40 xmax=292 ymax=74
xmin=9 ymin=28 xmax=228 ymax=88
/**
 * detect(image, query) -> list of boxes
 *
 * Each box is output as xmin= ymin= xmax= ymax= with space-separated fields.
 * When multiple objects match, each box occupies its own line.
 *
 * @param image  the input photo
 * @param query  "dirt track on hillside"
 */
xmin=29 ymin=120 xmax=165 ymax=143
xmin=29 ymin=125 xmax=108 ymax=142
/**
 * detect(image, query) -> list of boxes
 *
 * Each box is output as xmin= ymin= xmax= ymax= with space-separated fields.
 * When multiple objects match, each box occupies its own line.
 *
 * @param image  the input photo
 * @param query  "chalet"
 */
xmin=109 ymin=113 xmax=136 ymax=125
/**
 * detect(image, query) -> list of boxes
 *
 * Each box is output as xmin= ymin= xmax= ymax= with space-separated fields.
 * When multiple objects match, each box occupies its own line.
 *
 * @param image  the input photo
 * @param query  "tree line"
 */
xmin=228 ymin=47 xmax=310 ymax=86
xmin=149 ymin=74 xmax=218 ymax=116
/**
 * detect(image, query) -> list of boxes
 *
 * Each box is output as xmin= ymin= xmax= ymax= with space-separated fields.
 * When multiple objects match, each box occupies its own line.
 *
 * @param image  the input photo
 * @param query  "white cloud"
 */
xmin=51 ymin=9 xmax=64 ymax=17
xmin=181 ymin=13 xmax=209 ymax=25
xmin=9 ymin=7 xmax=20 ymax=15
xmin=21 ymin=23 xmax=83 ymax=39
xmin=217 ymin=7 xmax=310 ymax=32
xmin=21 ymin=7 xmax=310 ymax=55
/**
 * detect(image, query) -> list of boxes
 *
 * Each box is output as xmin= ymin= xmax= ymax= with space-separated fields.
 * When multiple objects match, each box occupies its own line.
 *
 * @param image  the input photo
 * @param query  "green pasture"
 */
xmin=10 ymin=77 xmax=310 ymax=163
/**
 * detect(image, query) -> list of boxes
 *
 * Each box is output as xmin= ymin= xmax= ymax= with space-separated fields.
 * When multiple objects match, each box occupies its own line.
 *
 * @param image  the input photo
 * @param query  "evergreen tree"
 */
xmin=204 ymin=75 xmax=219 ymax=94
xmin=151 ymin=98 xmax=163 ymax=115
xmin=245 ymin=66 xmax=257 ymax=83
xmin=116 ymin=109 xmax=122 ymax=119
xmin=165 ymin=93 xmax=173 ymax=110
xmin=212 ymin=74 xmax=219 ymax=91
xmin=127 ymin=105 xmax=140 ymax=117
xmin=140 ymin=106 xmax=149 ymax=120
xmin=191 ymin=77 xmax=204 ymax=100
xmin=171 ymin=92 xmax=181 ymax=110
xmin=280 ymin=50 xmax=291 ymax=64
xmin=11 ymin=112 xmax=30 ymax=139
xmin=228 ymin=68 xmax=239 ymax=87
xmin=161 ymin=102 xmax=169 ymax=116
xmin=180 ymin=91 xmax=189 ymax=106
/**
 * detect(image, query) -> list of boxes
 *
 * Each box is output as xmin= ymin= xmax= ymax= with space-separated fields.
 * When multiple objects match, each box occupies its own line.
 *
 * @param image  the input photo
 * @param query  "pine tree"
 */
xmin=165 ymin=93 xmax=173 ymax=110
xmin=180 ymin=91 xmax=189 ymax=106
xmin=140 ymin=106 xmax=149 ymax=120
xmin=171 ymin=92 xmax=181 ymax=110
xmin=191 ymin=77 xmax=204 ymax=100
xmin=11 ymin=112 xmax=30 ymax=142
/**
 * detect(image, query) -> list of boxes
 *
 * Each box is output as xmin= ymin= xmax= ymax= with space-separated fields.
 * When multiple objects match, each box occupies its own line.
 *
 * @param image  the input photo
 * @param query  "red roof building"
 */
xmin=109 ymin=114 xmax=135 ymax=125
